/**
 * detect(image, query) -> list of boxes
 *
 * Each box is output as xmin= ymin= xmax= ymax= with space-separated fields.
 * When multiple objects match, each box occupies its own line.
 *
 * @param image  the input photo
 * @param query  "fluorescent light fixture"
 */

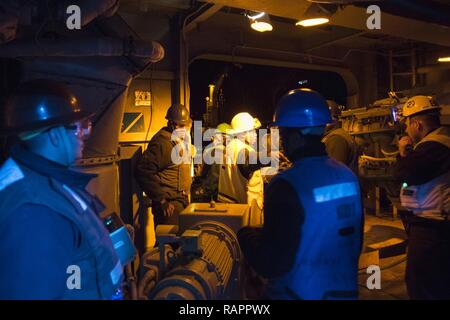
xmin=438 ymin=56 xmax=450 ymax=63
xmin=296 ymin=17 xmax=329 ymax=27
xmin=247 ymin=12 xmax=265 ymax=20
xmin=296 ymin=4 xmax=331 ymax=27
xmin=247 ymin=11 xmax=273 ymax=32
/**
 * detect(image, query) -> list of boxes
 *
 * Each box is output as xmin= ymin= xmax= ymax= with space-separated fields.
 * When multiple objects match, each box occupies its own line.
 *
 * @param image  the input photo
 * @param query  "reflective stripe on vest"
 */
xmin=0 ymin=158 xmax=24 ymax=192
xmin=267 ymin=156 xmax=362 ymax=300
xmin=52 ymin=182 xmax=124 ymax=299
xmin=400 ymin=172 xmax=450 ymax=219
xmin=401 ymin=127 xmax=450 ymax=219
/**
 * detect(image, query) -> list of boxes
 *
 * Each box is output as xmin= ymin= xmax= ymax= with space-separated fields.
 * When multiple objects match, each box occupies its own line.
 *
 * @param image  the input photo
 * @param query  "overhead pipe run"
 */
xmin=192 ymin=53 xmax=360 ymax=107
xmin=0 ymin=38 xmax=165 ymax=62
xmin=231 ymin=45 xmax=344 ymax=64
xmin=55 ymin=0 xmax=120 ymax=27
xmin=0 ymin=0 xmax=119 ymax=44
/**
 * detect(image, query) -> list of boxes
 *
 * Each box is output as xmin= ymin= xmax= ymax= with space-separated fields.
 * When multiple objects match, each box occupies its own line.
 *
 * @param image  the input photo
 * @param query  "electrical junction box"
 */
xmin=179 ymin=203 xmax=250 ymax=234
xmin=180 ymin=229 xmax=203 ymax=254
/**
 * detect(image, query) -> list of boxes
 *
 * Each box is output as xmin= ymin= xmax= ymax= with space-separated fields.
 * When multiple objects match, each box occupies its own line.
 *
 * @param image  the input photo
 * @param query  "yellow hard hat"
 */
xmin=231 ymin=112 xmax=259 ymax=133
xmin=216 ymin=122 xmax=232 ymax=134
xmin=402 ymin=95 xmax=440 ymax=117
xmin=253 ymin=117 xmax=262 ymax=129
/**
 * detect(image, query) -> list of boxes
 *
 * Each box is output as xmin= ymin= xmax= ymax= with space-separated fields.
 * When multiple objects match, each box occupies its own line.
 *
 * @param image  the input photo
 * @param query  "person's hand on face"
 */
xmin=398 ymin=135 xmax=413 ymax=157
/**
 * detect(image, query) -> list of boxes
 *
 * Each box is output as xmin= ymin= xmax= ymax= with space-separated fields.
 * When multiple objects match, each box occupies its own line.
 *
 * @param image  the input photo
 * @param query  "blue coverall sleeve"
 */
xmin=0 ymin=204 xmax=77 ymax=299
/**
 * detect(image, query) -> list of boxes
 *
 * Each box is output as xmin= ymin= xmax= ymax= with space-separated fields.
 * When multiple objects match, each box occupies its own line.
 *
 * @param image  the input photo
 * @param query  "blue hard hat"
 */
xmin=1 ymin=79 xmax=91 ymax=135
xmin=273 ymin=88 xmax=332 ymax=128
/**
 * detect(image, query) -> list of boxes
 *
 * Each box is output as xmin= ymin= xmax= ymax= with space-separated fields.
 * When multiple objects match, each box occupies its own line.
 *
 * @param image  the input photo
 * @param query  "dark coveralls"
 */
xmin=322 ymin=125 xmax=359 ymax=172
xmin=135 ymin=127 xmax=192 ymax=226
xmin=394 ymin=132 xmax=450 ymax=299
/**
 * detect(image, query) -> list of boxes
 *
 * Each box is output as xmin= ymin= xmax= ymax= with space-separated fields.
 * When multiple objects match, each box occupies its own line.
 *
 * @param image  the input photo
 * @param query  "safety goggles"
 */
xmin=64 ymin=119 xmax=92 ymax=140
xmin=402 ymin=117 xmax=417 ymax=128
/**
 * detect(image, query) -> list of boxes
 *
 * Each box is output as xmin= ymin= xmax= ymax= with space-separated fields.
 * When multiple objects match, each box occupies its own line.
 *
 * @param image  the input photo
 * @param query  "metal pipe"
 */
xmin=417 ymin=64 xmax=450 ymax=74
xmin=304 ymin=31 xmax=368 ymax=52
xmin=341 ymin=48 xmax=389 ymax=61
xmin=231 ymin=45 xmax=344 ymax=64
xmin=57 ymin=0 xmax=120 ymax=27
xmin=0 ymin=0 xmax=119 ymax=44
xmin=0 ymin=38 xmax=164 ymax=61
xmin=231 ymin=45 xmax=389 ymax=65
xmin=389 ymin=50 xmax=394 ymax=91
xmin=191 ymin=53 xmax=360 ymax=98
xmin=411 ymin=50 xmax=417 ymax=87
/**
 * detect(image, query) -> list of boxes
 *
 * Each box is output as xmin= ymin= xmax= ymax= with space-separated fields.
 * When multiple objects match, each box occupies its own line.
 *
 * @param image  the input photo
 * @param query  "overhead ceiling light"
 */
xmin=247 ymin=12 xmax=265 ymax=20
xmin=246 ymin=11 xmax=273 ymax=32
xmin=296 ymin=4 xmax=331 ymax=27
xmin=438 ymin=56 xmax=450 ymax=63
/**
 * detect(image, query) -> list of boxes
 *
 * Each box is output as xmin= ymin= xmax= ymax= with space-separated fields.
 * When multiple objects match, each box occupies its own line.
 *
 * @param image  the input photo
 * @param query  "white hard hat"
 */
xmin=402 ymin=95 xmax=440 ymax=117
xmin=231 ymin=112 xmax=259 ymax=133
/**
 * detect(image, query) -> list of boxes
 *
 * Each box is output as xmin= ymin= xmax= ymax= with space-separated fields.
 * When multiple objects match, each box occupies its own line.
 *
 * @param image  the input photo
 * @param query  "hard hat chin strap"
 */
xmin=18 ymin=126 xmax=51 ymax=141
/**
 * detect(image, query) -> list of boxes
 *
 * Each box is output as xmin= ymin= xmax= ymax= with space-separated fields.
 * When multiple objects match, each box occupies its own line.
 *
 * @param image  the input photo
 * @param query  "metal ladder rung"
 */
xmin=392 ymin=72 xmax=414 ymax=76
xmin=389 ymin=49 xmax=417 ymax=91
xmin=391 ymin=53 xmax=414 ymax=57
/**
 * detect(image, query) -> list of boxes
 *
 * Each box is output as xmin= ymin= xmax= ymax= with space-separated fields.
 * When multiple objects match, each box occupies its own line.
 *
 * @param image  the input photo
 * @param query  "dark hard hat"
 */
xmin=165 ymin=103 xmax=192 ymax=126
xmin=273 ymin=88 xmax=331 ymax=128
xmin=1 ymin=79 xmax=91 ymax=135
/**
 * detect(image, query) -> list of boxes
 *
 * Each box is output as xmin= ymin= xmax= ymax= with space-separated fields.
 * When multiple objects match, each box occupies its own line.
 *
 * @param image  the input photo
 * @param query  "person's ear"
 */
xmin=47 ymin=127 xmax=61 ymax=147
xmin=417 ymin=119 xmax=425 ymax=131
xmin=411 ymin=118 xmax=421 ymax=131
